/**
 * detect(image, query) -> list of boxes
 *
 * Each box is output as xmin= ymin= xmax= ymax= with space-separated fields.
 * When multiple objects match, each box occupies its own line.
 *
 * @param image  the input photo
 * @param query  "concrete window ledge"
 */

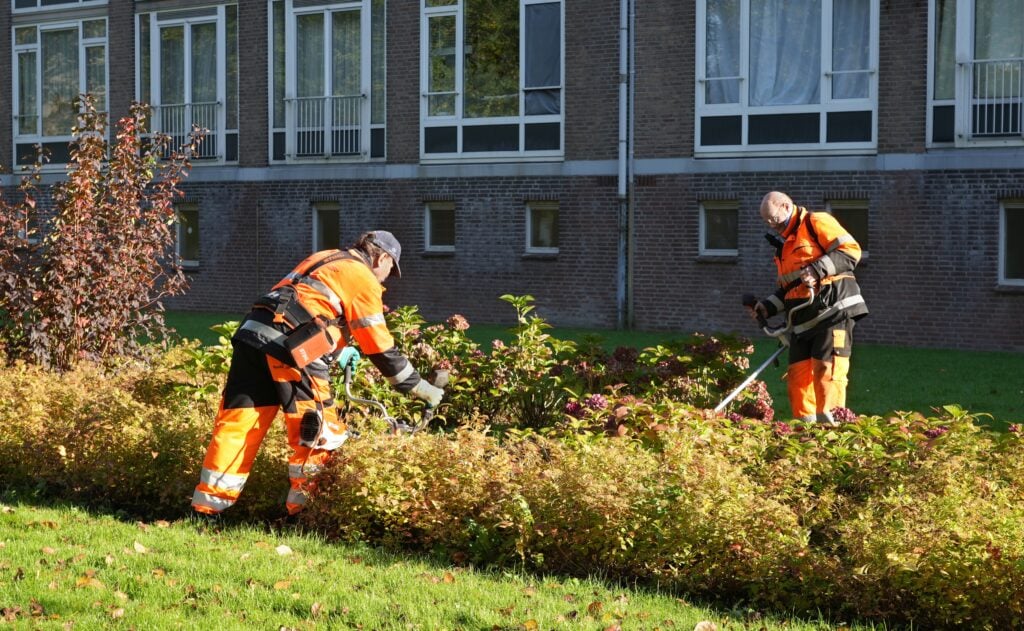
xmin=995 ymin=284 xmax=1024 ymax=295
xmin=420 ymin=250 xmax=455 ymax=259
xmin=695 ymin=255 xmax=739 ymax=264
xmin=522 ymin=252 xmax=558 ymax=261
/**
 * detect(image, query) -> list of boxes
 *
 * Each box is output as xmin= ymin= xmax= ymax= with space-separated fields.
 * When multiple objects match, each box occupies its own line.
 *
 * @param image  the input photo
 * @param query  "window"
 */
xmin=1000 ymin=200 xmax=1024 ymax=285
xmin=313 ymin=201 xmax=341 ymax=251
xmin=270 ymin=0 xmax=386 ymax=162
xmin=13 ymin=0 xmax=105 ymax=11
xmin=13 ymin=18 xmax=107 ymax=165
xmin=421 ymin=0 xmax=564 ymax=160
xmin=425 ymin=201 xmax=456 ymax=252
xmin=699 ymin=201 xmax=738 ymax=256
xmin=929 ymin=0 xmax=1023 ymax=145
xmin=176 ymin=203 xmax=200 ymax=268
xmin=139 ymin=6 xmax=238 ymax=162
xmin=526 ymin=201 xmax=558 ymax=253
xmin=696 ymin=0 xmax=878 ymax=155
xmin=826 ymin=199 xmax=869 ymax=256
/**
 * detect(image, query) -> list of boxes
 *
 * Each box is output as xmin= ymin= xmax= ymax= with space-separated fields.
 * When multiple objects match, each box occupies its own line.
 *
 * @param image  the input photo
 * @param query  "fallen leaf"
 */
xmin=76 ymin=576 xmax=104 ymax=589
xmin=114 ymin=591 xmax=129 ymax=602
xmin=151 ymin=568 xmax=166 ymax=578
xmin=522 ymin=620 xmax=539 ymax=631
xmin=13 ymin=567 xmax=25 ymax=581
xmin=110 ymin=608 xmax=125 ymax=619
xmin=442 ymin=571 xmax=455 ymax=583
xmin=693 ymin=622 xmax=718 ymax=631
xmin=587 ymin=601 xmax=603 ymax=616
xmin=275 ymin=545 xmax=293 ymax=556
xmin=274 ymin=580 xmax=292 ymax=590
xmin=133 ymin=541 xmax=148 ymax=554
xmin=155 ymin=520 xmax=171 ymax=528
xmin=311 ymin=602 xmax=323 ymax=618
xmin=104 ymin=554 xmax=115 ymax=566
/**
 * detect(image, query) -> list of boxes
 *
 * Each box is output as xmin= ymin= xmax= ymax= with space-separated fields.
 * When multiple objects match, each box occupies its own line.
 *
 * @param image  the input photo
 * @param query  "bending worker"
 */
xmin=747 ymin=192 xmax=868 ymax=424
xmin=192 ymin=230 xmax=444 ymax=517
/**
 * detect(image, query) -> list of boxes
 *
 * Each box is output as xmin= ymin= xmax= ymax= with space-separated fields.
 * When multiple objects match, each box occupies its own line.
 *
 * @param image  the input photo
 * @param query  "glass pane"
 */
xmin=830 ymin=206 xmax=869 ymax=251
xmin=371 ymin=0 xmax=385 ymax=124
xmin=428 ymin=15 xmax=456 ymax=116
xmin=191 ymin=23 xmax=217 ymax=103
xmin=86 ymin=46 xmax=106 ymax=112
xmin=749 ymin=0 xmax=821 ymax=106
xmin=1004 ymin=206 xmax=1024 ymax=279
xmin=16 ymin=27 xmax=37 ymax=46
xmin=332 ymin=10 xmax=360 ymax=96
xmin=706 ymin=0 xmax=740 ymax=104
xmin=41 ymin=28 xmax=79 ymax=137
xmin=525 ymin=3 xmax=560 ymax=89
xmin=226 ymin=5 xmax=238 ymax=129
xmin=974 ymin=0 xmax=1024 ymax=60
xmin=140 ymin=16 xmax=151 ymax=106
xmin=530 ymin=204 xmax=558 ymax=249
xmin=428 ymin=204 xmax=456 ymax=247
xmin=426 ymin=0 xmax=457 ymax=5
xmin=464 ymin=0 xmax=518 ymax=118
xmin=160 ymin=26 xmax=185 ymax=104
xmin=18 ymin=51 xmax=37 ymax=136
xmin=297 ymin=13 xmax=325 ymax=98
xmin=704 ymin=207 xmax=738 ymax=251
xmin=83 ymin=20 xmax=105 ymax=39
xmin=179 ymin=208 xmax=200 ymax=262
xmin=273 ymin=0 xmax=285 ymax=128
xmin=933 ymin=0 xmax=956 ymax=100
xmin=315 ymin=205 xmax=340 ymax=251
xmin=525 ymin=88 xmax=559 ymax=115
xmin=832 ymin=0 xmax=870 ymax=99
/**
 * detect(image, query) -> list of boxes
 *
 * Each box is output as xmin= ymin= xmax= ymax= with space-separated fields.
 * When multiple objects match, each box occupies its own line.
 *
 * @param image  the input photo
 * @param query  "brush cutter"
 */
xmin=713 ymin=287 xmax=815 ymax=414
xmin=340 ymin=362 xmax=449 ymax=435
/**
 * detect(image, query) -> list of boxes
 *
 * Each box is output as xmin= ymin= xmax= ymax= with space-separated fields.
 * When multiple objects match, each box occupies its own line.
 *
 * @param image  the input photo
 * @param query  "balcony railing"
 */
xmin=962 ymin=58 xmax=1023 ymax=140
xmin=287 ymin=94 xmax=364 ymax=158
xmin=154 ymin=101 xmax=220 ymax=159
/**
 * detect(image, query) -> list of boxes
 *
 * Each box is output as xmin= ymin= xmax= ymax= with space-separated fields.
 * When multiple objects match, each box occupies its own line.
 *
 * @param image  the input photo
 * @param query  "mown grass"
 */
xmin=165 ymin=312 xmax=1024 ymax=429
xmin=0 ymin=501 xmax=883 ymax=630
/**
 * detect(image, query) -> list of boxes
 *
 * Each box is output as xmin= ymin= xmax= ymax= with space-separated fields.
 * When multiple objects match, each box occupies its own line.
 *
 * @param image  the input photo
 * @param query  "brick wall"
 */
xmin=878 ymin=0 xmax=928 ymax=153
xmin=386 ymin=0 xmax=418 ymax=164
xmin=238 ymin=1 xmax=268 ymax=166
xmin=564 ymin=1 xmax=619 ymax=161
xmin=107 ymin=0 xmax=135 ymax=127
xmin=633 ymin=1 xmax=692 ymax=158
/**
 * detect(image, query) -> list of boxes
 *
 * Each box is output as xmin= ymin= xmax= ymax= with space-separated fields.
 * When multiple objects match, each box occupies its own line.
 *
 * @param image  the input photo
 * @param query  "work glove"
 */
xmin=410 ymin=378 xmax=444 ymax=408
xmin=337 ymin=346 xmax=361 ymax=371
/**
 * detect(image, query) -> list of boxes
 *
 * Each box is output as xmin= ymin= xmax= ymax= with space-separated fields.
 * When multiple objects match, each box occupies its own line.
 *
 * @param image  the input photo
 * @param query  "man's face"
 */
xmin=761 ymin=200 xmax=792 ymax=233
xmin=371 ymin=254 xmax=394 ymax=283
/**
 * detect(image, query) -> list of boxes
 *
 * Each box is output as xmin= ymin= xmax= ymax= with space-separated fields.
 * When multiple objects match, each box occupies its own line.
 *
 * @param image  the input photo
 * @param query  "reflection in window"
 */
xmin=527 ymin=201 xmax=559 ymax=253
xmin=699 ymin=201 xmax=738 ymax=255
xmin=425 ymin=201 xmax=456 ymax=252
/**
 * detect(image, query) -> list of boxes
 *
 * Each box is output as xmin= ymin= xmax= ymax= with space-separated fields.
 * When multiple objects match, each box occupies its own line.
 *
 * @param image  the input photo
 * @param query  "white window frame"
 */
xmin=698 ymin=200 xmax=738 ymax=257
xmin=138 ymin=6 xmax=234 ymax=163
xmin=1000 ymin=200 xmax=1024 ymax=286
xmin=695 ymin=0 xmax=880 ymax=157
xmin=420 ymin=0 xmax=565 ymax=163
xmin=525 ymin=200 xmax=559 ymax=254
xmin=927 ymin=0 xmax=1024 ymax=147
xmin=826 ymin=199 xmax=870 ymax=258
xmin=12 ymin=0 xmax=106 ymax=13
xmin=424 ymin=201 xmax=456 ymax=252
xmin=312 ymin=201 xmax=341 ymax=251
xmin=269 ymin=0 xmax=375 ymax=163
xmin=176 ymin=203 xmax=200 ymax=269
xmin=12 ymin=17 xmax=108 ymax=164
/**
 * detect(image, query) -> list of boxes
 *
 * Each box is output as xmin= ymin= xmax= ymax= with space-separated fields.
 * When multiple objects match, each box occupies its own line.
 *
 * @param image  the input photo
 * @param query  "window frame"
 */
xmin=999 ymin=199 xmax=1024 ymax=286
xmin=12 ymin=0 xmax=106 ymax=13
xmin=176 ymin=203 xmax=201 ymax=269
xmin=698 ymin=200 xmax=739 ymax=257
xmin=268 ymin=0 xmax=384 ymax=163
xmin=12 ymin=17 xmax=108 ymax=165
xmin=695 ymin=0 xmax=880 ymax=157
xmin=138 ymin=6 xmax=237 ymax=164
xmin=525 ymin=200 xmax=559 ymax=255
xmin=927 ymin=0 xmax=1024 ymax=147
xmin=312 ymin=200 xmax=341 ymax=252
xmin=419 ymin=0 xmax=565 ymax=163
xmin=424 ymin=201 xmax=456 ymax=253
xmin=825 ymin=199 xmax=870 ymax=258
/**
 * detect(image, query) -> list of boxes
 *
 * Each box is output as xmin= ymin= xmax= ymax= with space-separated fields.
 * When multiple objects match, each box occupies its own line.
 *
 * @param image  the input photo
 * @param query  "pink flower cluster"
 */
xmin=446 ymin=314 xmax=470 ymax=331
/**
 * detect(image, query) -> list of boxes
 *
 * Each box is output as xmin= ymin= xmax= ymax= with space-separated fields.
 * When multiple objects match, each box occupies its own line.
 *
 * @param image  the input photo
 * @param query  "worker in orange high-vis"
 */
xmin=192 ymin=230 xmax=444 ymax=518
xmin=746 ymin=192 xmax=868 ymax=424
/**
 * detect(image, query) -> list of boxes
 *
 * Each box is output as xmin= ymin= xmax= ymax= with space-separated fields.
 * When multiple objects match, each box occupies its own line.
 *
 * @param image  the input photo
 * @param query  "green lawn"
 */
xmin=166 ymin=312 xmax=1024 ymax=429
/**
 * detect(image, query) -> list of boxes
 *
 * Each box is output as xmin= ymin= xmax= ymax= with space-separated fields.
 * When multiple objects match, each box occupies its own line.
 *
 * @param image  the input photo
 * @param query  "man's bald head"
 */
xmin=760 ymin=191 xmax=795 ymax=231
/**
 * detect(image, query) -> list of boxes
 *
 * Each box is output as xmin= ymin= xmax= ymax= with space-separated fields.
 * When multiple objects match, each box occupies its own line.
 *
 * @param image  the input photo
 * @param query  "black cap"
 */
xmin=369 ymin=230 xmax=402 ymax=278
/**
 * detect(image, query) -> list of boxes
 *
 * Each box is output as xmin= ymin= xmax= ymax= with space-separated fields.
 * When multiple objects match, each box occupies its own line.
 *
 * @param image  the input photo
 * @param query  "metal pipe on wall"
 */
xmin=616 ymin=0 xmax=631 ymax=329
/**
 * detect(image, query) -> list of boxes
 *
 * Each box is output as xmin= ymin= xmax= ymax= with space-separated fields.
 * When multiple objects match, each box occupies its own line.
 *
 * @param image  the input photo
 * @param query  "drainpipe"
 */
xmin=615 ymin=0 xmax=631 ymax=329
xmin=626 ymin=0 xmax=636 ymax=328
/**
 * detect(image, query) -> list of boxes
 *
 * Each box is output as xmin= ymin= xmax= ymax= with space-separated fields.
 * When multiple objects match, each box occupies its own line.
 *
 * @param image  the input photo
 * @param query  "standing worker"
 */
xmin=192 ymin=230 xmax=444 ymax=518
xmin=747 ymin=192 xmax=868 ymax=424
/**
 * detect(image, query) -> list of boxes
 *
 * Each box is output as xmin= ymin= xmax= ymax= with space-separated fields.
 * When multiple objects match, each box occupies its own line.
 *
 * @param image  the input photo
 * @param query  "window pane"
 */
xmin=974 ymin=0 xmax=1024 ymax=60
xmin=428 ymin=15 xmax=457 ymax=116
xmin=315 ymin=203 xmax=340 ymax=251
xmin=1004 ymin=206 xmax=1024 ymax=279
xmin=832 ymin=0 xmax=870 ymax=99
xmin=704 ymin=206 xmax=738 ymax=251
xmin=226 ymin=5 xmax=238 ymax=129
xmin=829 ymin=205 xmax=869 ymax=251
xmin=41 ymin=28 xmax=79 ymax=136
xmin=16 ymin=27 xmax=37 ymax=45
xmin=525 ymin=3 xmax=560 ymax=90
xmin=428 ymin=203 xmax=456 ymax=248
xmin=297 ymin=13 xmax=325 ymax=98
xmin=464 ymin=0 xmax=518 ymax=118
xmin=933 ymin=0 xmax=956 ymax=100
xmin=160 ymin=26 xmax=185 ymax=104
xmin=83 ymin=20 xmax=105 ymax=39
xmin=192 ymin=23 xmax=217 ymax=103
xmin=273 ymin=0 xmax=285 ymax=128
xmin=529 ymin=203 xmax=558 ymax=250
xmin=140 ymin=16 xmax=151 ymax=106
xmin=371 ymin=0 xmax=385 ymax=124
xmin=706 ymin=0 xmax=740 ymax=104
xmin=332 ymin=10 xmax=360 ymax=96
xmin=178 ymin=207 xmax=200 ymax=263
xmin=86 ymin=46 xmax=106 ymax=112
xmin=749 ymin=0 xmax=820 ymax=106
xmin=18 ymin=51 xmax=37 ymax=136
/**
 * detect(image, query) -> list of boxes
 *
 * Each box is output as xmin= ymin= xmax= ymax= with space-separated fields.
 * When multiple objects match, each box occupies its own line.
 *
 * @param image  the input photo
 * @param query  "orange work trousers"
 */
xmin=191 ymin=341 xmax=342 ymax=516
xmin=785 ymin=319 xmax=854 ymax=423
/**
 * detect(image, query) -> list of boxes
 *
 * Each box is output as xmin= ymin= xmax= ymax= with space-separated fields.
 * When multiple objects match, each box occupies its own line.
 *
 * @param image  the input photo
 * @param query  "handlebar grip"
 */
xmin=742 ymin=293 xmax=768 ymax=328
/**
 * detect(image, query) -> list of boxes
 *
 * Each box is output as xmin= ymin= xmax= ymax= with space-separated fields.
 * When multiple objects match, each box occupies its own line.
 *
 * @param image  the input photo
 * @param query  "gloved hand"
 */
xmin=337 ymin=346 xmax=361 ymax=371
xmin=410 ymin=378 xmax=444 ymax=407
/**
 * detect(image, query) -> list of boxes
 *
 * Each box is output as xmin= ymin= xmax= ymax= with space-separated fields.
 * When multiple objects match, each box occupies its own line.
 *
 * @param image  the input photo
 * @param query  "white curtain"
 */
xmin=297 ymin=13 xmax=325 ymax=98
xmin=705 ymin=0 xmax=740 ymax=104
xmin=332 ymin=10 xmax=360 ymax=97
xmin=832 ymin=0 xmax=870 ymax=99
xmin=160 ymin=26 xmax=184 ymax=105
xmin=42 ymin=28 xmax=79 ymax=136
xmin=974 ymin=0 xmax=1024 ymax=60
xmin=191 ymin=22 xmax=217 ymax=104
xmin=749 ymin=0 xmax=821 ymax=106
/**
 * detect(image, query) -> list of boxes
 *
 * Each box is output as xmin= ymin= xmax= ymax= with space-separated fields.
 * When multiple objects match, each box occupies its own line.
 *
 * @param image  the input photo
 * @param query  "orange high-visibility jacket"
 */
xmin=760 ymin=207 xmax=868 ymax=334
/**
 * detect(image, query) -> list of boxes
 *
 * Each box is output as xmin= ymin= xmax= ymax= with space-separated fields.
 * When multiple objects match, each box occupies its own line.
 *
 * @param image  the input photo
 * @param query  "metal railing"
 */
xmin=155 ymin=101 xmax=220 ymax=158
xmin=288 ymin=94 xmax=364 ymax=157
xmin=963 ymin=58 xmax=1023 ymax=139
